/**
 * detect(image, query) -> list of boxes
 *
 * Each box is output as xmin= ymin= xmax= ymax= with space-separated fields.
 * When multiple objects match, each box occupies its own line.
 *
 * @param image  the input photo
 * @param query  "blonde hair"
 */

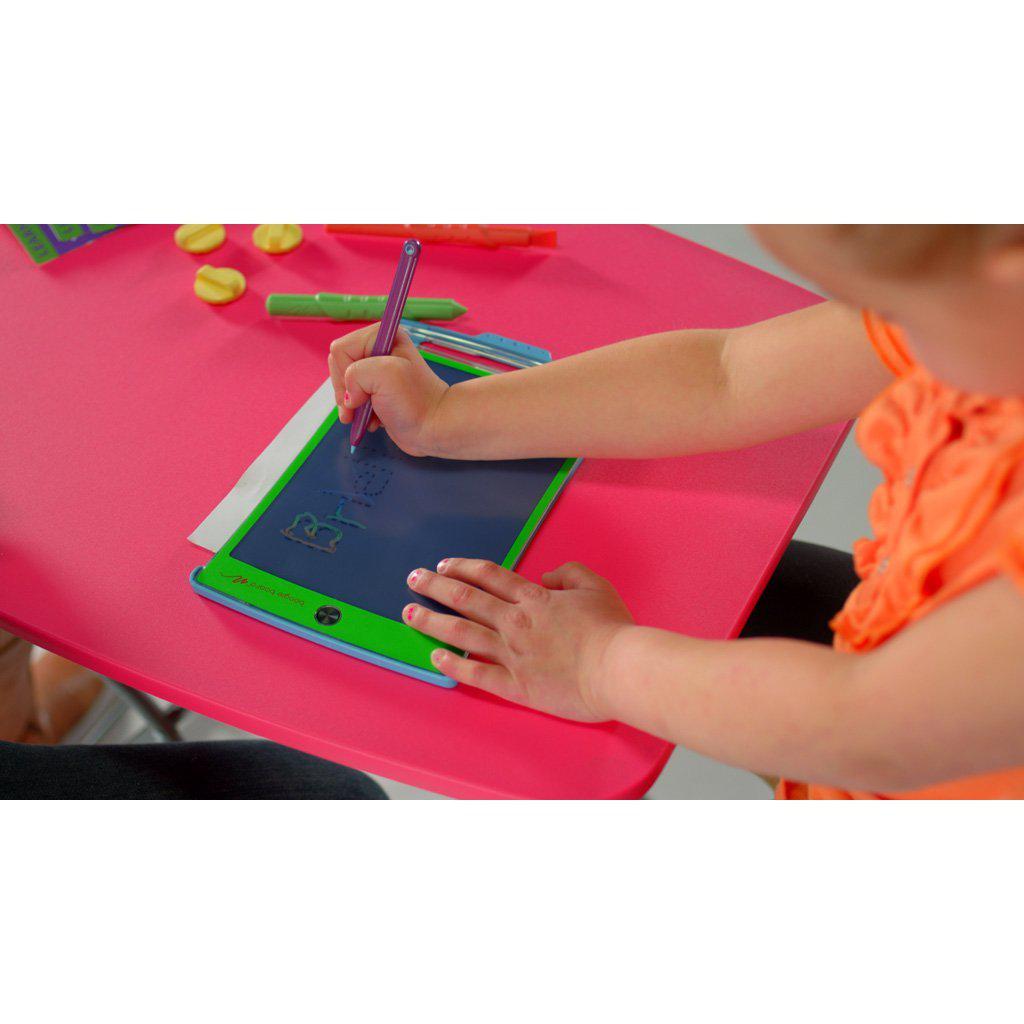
xmin=829 ymin=225 xmax=1019 ymax=277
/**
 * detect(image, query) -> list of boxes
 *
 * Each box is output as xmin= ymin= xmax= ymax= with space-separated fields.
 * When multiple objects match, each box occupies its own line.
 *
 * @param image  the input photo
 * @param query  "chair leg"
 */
xmin=107 ymin=680 xmax=185 ymax=742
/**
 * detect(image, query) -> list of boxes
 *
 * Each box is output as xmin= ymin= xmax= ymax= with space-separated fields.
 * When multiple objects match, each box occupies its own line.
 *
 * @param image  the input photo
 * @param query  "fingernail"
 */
xmin=437 ymin=558 xmax=450 ymax=573
xmin=404 ymin=605 xmax=416 ymax=622
xmin=431 ymin=649 xmax=446 ymax=668
xmin=407 ymin=569 xmax=423 ymax=586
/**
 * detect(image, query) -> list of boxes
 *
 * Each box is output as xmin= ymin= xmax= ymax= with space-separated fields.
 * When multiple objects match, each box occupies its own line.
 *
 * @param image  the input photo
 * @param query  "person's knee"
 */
xmin=0 ymin=631 xmax=33 ymax=741
xmin=741 ymin=541 xmax=857 ymax=645
xmin=212 ymin=741 xmax=388 ymax=799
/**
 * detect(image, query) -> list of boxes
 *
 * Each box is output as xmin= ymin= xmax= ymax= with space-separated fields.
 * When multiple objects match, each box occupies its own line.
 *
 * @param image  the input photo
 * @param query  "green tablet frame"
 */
xmin=194 ymin=351 xmax=578 ymax=675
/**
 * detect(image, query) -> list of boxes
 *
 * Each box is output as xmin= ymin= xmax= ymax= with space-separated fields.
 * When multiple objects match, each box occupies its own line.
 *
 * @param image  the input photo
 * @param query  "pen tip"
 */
xmin=349 ymin=445 xmax=356 ymax=456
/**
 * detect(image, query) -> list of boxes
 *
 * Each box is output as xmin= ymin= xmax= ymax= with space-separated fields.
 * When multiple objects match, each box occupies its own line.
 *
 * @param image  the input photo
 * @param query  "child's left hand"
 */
xmin=404 ymin=558 xmax=635 ymax=721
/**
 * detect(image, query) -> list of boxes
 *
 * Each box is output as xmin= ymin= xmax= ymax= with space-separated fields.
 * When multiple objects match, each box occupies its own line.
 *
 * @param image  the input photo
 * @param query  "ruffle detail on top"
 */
xmin=830 ymin=364 xmax=1024 ymax=653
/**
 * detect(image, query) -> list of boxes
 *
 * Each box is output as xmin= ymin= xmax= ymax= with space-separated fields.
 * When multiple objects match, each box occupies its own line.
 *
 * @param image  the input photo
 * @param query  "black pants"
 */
xmin=0 ymin=542 xmax=853 ymax=799
xmin=740 ymin=540 xmax=858 ymax=644
xmin=0 ymin=738 xmax=386 ymax=800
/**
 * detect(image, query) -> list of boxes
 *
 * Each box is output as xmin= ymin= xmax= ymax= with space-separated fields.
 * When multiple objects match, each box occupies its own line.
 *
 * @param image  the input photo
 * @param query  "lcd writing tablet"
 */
xmin=193 ymin=352 xmax=578 ymax=685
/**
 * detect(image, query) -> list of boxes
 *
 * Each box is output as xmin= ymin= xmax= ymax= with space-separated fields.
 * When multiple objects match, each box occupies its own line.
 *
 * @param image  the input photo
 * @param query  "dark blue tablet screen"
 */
xmin=229 ymin=360 xmax=569 ymax=621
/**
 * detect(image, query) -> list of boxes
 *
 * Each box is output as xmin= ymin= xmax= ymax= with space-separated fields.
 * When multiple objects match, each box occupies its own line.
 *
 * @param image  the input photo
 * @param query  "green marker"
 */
xmin=266 ymin=292 xmax=467 ymax=322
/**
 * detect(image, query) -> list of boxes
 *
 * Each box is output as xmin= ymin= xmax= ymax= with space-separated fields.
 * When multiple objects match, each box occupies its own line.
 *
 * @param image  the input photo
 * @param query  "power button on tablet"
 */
xmin=315 ymin=606 xmax=342 ymax=626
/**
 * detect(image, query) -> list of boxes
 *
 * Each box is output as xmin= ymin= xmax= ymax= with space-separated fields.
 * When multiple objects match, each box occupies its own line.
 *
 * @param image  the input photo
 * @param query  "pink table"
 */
xmin=0 ymin=225 xmax=842 ymax=798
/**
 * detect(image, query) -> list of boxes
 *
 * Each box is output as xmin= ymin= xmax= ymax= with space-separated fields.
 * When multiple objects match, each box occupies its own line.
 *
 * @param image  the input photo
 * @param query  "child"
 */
xmin=328 ymin=226 xmax=1024 ymax=799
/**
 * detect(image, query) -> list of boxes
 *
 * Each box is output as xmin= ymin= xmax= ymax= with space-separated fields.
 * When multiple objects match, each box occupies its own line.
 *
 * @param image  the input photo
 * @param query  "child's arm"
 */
xmin=330 ymin=300 xmax=891 ymax=460
xmin=595 ymin=576 xmax=1024 ymax=791
xmin=405 ymin=559 xmax=1024 ymax=793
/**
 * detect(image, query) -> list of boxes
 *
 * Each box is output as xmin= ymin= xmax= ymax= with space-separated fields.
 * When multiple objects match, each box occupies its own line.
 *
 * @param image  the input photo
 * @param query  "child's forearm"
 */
xmin=590 ymin=625 xmax=868 ymax=788
xmin=586 ymin=576 xmax=1024 ymax=794
xmin=427 ymin=301 xmax=885 ymax=460
xmin=429 ymin=330 xmax=732 ymax=459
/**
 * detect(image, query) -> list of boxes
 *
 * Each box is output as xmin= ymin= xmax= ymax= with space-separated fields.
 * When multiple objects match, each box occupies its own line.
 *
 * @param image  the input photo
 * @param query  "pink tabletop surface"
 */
xmin=0 ymin=225 xmax=842 ymax=798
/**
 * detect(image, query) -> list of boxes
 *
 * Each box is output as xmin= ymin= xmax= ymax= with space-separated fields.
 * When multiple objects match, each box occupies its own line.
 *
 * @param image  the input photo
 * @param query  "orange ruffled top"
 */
xmin=777 ymin=311 xmax=1024 ymax=799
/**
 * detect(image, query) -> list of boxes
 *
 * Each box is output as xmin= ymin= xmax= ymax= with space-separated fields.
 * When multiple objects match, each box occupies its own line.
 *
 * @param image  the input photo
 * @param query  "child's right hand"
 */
xmin=328 ymin=323 xmax=450 ymax=457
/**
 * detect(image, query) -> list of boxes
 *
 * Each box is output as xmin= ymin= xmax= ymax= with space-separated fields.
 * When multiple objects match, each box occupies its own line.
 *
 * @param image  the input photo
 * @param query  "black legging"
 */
xmin=0 ymin=738 xmax=386 ymax=799
xmin=740 ymin=540 xmax=858 ymax=645
xmin=0 ymin=541 xmax=854 ymax=799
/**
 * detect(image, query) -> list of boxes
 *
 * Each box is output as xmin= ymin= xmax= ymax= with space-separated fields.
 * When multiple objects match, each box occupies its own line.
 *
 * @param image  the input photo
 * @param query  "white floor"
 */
xmin=86 ymin=226 xmax=883 ymax=799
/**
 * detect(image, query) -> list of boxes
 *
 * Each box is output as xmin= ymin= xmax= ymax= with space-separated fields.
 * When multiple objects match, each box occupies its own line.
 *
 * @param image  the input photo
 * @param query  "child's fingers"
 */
xmin=435 ymin=557 xmax=539 ymax=604
xmin=390 ymin=326 xmax=419 ymax=362
xmin=342 ymin=357 xmax=380 ymax=410
xmin=331 ymin=324 xmax=416 ymax=370
xmin=330 ymin=366 xmax=369 ymax=429
xmin=329 ymin=330 xmax=371 ymax=401
xmin=542 ymin=561 xmax=609 ymax=592
xmin=402 ymin=603 xmax=504 ymax=661
xmin=429 ymin=648 xmax=514 ymax=696
xmin=407 ymin=568 xmax=507 ymax=628
xmin=328 ymin=326 xmax=382 ymax=411
xmin=330 ymin=326 xmax=421 ymax=425
xmin=328 ymin=352 xmax=348 ymax=419
xmin=329 ymin=323 xmax=382 ymax=366
xmin=344 ymin=354 xmax=409 ymax=412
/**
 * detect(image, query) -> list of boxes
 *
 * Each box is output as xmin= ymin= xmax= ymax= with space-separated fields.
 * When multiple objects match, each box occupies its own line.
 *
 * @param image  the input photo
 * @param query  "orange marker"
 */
xmin=325 ymin=224 xmax=557 ymax=249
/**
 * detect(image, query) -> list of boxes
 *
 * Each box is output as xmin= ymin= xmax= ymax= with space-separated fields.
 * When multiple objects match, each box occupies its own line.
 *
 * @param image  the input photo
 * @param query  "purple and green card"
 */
xmin=6 ymin=224 xmax=121 ymax=264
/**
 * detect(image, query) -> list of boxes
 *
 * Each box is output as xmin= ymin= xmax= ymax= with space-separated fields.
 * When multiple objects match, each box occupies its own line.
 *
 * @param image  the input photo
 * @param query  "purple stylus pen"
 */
xmin=349 ymin=238 xmax=422 ymax=454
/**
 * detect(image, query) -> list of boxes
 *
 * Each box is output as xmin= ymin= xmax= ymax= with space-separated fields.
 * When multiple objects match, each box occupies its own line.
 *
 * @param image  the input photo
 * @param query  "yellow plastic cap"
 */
xmin=174 ymin=224 xmax=226 ymax=254
xmin=252 ymin=223 xmax=303 ymax=254
xmin=194 ymin=265 xmax=246 ymax=305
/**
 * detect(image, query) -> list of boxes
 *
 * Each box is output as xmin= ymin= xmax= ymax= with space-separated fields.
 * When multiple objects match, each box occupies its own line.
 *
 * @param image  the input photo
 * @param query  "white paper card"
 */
xmin=188 ymin=378 xmax=336 ymax=553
